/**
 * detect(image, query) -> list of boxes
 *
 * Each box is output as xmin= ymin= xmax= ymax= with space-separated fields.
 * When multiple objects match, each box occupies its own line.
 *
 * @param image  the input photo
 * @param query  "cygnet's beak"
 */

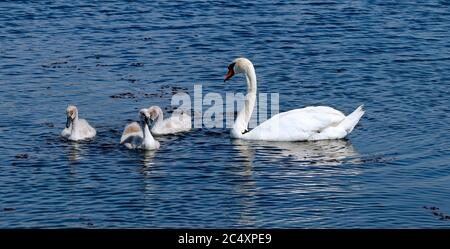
xmin=65 ymin=116 xmax=71 ymax=128
xmin=144 ymin=116 xmax=152 ymax=128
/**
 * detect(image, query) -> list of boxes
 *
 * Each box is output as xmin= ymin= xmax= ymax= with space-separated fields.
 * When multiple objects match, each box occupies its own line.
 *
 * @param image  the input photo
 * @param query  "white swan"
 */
xmin=120 ymin=108 xmax=160 ymax=150
xmin=61 ymin=105 xmax=96 ymax=141
xmin=147 ymin=106 xmax=191 ymax=136
xmin=224 ymin=58 xmax=365 ymax=141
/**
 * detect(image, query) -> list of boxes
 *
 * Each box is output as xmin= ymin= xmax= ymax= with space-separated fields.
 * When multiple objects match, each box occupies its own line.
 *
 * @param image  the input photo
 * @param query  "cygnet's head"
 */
xmin=65 ymin=105 xmax=78 ymax=128
xmin=139 ymin=108 xmax=152 ymax=127
xmin=147 ymin=106 xmax=163 ymax=121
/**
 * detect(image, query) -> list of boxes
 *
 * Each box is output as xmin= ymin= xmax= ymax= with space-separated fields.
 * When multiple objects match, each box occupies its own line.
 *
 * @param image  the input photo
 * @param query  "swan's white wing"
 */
xmin=152 ymin=113 xmax=191 ymax=135
xmin=78 ymin=119 xmax=96 ymax=138
xmin=276 ymin=106 xmax=345 ymax=131
xmin=120 ymin=122 xmax=142 ymax=144
xmin=243 ymin=106 xmax=346 ymax=141
xmin=167 ymin=113 xmax=192 ymax=129
xmin=61 ymin=127 xmax=71 ymax=138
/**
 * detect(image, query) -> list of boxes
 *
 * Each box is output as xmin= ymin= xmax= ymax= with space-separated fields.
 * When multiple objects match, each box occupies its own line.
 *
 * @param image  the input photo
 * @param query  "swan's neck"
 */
xmin=70 ymin=115 xmax=80 ymax=134
xmin=154 ymin=111 xmax=164 ymax=127
xmin=232 ymin=67 xmax=257 ymax=138
xmin=141 ymin=121 xmax=157 ymax=147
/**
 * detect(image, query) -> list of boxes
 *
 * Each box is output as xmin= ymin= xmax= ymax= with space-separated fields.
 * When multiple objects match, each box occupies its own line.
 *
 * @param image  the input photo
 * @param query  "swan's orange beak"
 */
xmin=224 ymin=68 xmax=234 ymax=82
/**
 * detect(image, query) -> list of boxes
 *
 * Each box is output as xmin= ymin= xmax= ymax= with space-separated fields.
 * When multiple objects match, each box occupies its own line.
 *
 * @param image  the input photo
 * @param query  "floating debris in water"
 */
xmin=111 ymin=86 xmax=188 ymax=100
xmin=423 ymin=206 xmax=450 ymax=221
xmin=124 ymin=78 xmax=137 ymax=83
xmin=110 ymin=92 xmax=136 ymax=99
xmin=41 ymin=61 xmax=78 ymax=69
xmin=143 ymin=93 xmax=159 ymax=97
xmin=41 ymin=61 xmax=68 ymax=68
xmin=15 ymin=153 xmax=29 ymax=159
xmin=3 ymin=207 xmax=15 ymax=212
xmin=130 ymin=62 xmax=144 ymax=67
xmin=120 ymin=75 xmax=138 ymax=83
xmin=358 ymin=155 xmax=397 ymax=164
xmin=157 ymin=85 xmax=189 ymax=96
xmin=142 ymin=36 xmax=152 ymax=41
xmin=171 ymin=86 xmax=188 ymax=93
xmin=41 ymin=122 xmax=54 ymax=128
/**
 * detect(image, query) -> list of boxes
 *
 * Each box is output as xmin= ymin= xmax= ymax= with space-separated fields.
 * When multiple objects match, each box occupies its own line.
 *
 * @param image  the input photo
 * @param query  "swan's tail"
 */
xmin=338 ymin=105 xmax=365 ymax=134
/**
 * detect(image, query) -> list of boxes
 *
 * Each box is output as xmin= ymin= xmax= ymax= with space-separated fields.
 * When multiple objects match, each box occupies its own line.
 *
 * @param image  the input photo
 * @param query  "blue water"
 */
xmin=1 ymin=0 xmax=450 ymax=228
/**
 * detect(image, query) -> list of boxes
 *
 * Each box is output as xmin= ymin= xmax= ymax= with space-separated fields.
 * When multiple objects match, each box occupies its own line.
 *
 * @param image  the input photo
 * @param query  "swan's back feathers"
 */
xmin=78 ymin=119 xmax=96 ymax=138
xmin=151 ymin=112 xmax=191 ymax=135
xmin=120 ymin=122 xmax=142 ymax=144
xmin=64 ymin=118 xmax=96 ymax=141
xmin=120 ymin=120 xmax=159 ymax=150
xmin=277 ymin=106 xmax=345 ymax=131
xmin=167 ymin=113 xmax=191 ymax=128
xmin=242 ymin=106 xmax=347 ymax=141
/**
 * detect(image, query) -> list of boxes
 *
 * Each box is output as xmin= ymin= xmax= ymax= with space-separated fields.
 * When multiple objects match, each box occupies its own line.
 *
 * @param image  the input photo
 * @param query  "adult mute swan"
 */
xmin=224 ymin=57 xmax=365 ymax=141
xmin=120 ymin=108 xmax=160 ymax=150
xmin=148 ymin=106 xmax=191 ymax=136
xmin=61 ymin=105 xmax=96 ymax=141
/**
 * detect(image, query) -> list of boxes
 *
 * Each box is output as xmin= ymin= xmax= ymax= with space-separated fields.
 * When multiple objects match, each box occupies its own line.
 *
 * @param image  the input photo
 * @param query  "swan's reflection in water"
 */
xmin=66 ymin=141 xmax=83 ymax=162
xmin=233 ymin=139 xmax=361 ymax=167
xmin=234 ymin=179 xmax=257 ymax=227
xmin=231 ymin=139 xmax=362 ymax=226
xmin=139 ymin=150 xmax=157 ymax=176
xmin=229 ymin=140 xmax=257 ymax=226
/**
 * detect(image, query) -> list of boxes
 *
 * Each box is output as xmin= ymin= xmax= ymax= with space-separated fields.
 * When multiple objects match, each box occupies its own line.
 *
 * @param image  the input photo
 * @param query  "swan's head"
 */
xmin=147 ymin=106 xmax=163 ymax=121
xmin=224 ymin=57 xmax=254 ymax=81
xmin=139 ymin=108 xmax=152 ymax=127
xmin=65 ymin=105 xmax=78 ymax=128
